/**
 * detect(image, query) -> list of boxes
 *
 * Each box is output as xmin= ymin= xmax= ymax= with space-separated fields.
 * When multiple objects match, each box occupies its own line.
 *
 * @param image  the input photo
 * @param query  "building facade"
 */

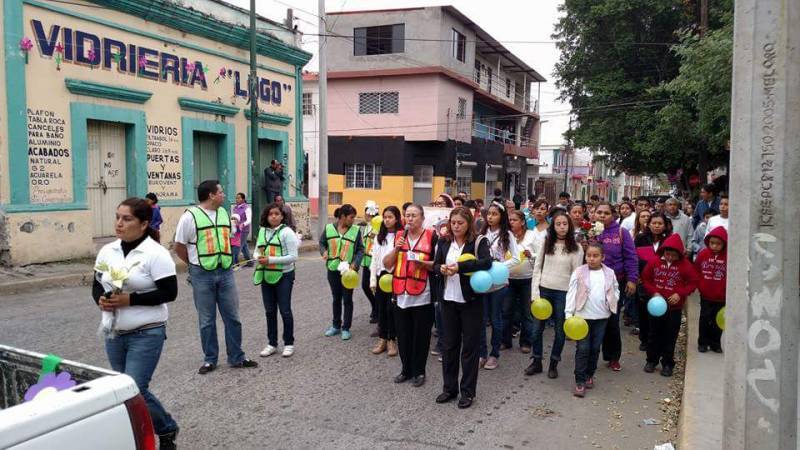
xmin=0 ymin=0 xmax=311 ymax=265
xmin=317 ymin=6 xmax=544 ymax=215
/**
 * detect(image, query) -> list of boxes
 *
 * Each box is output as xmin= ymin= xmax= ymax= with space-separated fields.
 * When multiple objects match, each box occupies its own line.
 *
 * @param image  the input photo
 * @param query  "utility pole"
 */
xmin=725 ymin=0 xmax=800 ymax=447
xmin=699 ymin=0 xmax=708 ymax=37
xmin=249 ymin=0 xmax=258 ymax=206
xmin=563 ymin=116 xmax=573 ymax=195
xmin=317 ymin=0 xmax=328 ymax=238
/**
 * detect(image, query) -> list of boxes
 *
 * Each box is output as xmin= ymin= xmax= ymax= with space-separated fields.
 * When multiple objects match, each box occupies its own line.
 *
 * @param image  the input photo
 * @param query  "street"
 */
xmin=1 ymin=256 xmax=678 ymax=449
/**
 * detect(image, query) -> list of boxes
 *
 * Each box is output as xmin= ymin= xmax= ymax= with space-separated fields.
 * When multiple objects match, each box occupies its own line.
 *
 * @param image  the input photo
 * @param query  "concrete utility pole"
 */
xmin=317 ymin=0 xmax=328 ymax=238
xmin=724 ymin=0 xmax=800 ymax=448
xmin=249 ymin=0 xmax=258 ymax=206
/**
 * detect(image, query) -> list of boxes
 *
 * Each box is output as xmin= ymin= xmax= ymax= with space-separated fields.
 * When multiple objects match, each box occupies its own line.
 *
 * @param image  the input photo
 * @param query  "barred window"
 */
xmin=345 ymin=163 xmax=382 ymax=189
xmin=358 ymin=91 xmax=399 ymax=114
xmin=457 ymin=97 xmax=467 ymax=119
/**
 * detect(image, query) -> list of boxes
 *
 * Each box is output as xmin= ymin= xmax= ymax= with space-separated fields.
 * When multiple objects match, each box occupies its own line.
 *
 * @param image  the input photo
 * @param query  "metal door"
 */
xmin=87 ymin=120 xmax=127 ymax=237
xmin=193 ymin=132 xmax=219 ymax=193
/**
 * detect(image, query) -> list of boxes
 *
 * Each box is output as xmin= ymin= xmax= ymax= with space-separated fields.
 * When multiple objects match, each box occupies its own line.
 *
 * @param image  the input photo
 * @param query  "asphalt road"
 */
xmin=1 ymin=257 xmax=678 ymax=449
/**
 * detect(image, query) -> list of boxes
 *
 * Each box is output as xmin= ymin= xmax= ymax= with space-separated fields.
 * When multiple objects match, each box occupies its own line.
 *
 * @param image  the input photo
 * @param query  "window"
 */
xmin=345 ymin=163 xmax=382 ymax=189
xmin=413 ymin=165 xmax=434 ymax=205
xmin=358 ymin=91 xmax=399 ymax=114
xmin=457 ymin=97 xmax=467 ymax=119
xmin=506 ymin=78 xmax=511 ymax=97
xmin=329 ymin=191 xmax=343 ymax=205
xmin=452 ymin=29 xmax=466 ymax=62
xmin=302 ymin=92 xmax=313 ymax=115
xmin=354 ymin=24 xmax=405 ymax=55
xmin=456 ymin=166 xmax=472 ymax=195
xmin=487 ymin=67 xmax=493 ymax=94
xmin=474 ymin=60 xmax=481 ymax=84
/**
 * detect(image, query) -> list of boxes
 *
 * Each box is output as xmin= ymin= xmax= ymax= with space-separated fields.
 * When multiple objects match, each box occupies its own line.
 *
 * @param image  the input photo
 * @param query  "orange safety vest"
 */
xmin=392 ymin=228 xmax=434 ymax=296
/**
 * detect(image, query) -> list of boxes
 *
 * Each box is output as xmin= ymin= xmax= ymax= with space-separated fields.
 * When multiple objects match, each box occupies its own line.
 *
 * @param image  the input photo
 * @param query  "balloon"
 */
xmin=531 ymin=298 xmax=553 ymax=320
xmin=370 ymin=215 xmax=383 ymax=233
xmin=647 ymin=295 xmax=668 ymax=317
xmin=457 ymin=253 xmax=476 ymax=275
xmin=341 ymin=269 xmax=359 ymax=290
xmin=488 ymin=261 xmax=509 ymax=285
xmin=564 ymin=316 xmax=589 ymax=340
xmin=716 ymin=306 xmax=725 ymax=331
xmin=526 ymin=217 xmax=536 ymax=229
xmin=378 ymin=274 xmax=393 ymax=293
xmin=469 ymin=270 xmax=493 ymax=293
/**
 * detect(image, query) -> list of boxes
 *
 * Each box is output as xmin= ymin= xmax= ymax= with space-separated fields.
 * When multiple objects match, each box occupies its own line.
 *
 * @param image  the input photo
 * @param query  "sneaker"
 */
xmin=524 ymin=358 xmax=543 ymax=376
xmin=484 ymin=356 xmax=499 ymax=370
xmin=324 ymin=326 xmax=341 ymax=337
xmin=644 ymin=362 xmax=657 ymax=373
xmin=341 ymin=330 xmax=352 ymax=341
xmin=608 ymin=360 xmax=621 ymax=372
xmin=232 ymin=359 xmax=258 ymax=369
xmin=660 ymin=365 xmax=674 ymax=377
xmin=573 ymin=384 xmax=586 ymax=397
xmin=158 ymin=428 xmax=179 ymax=450
xmin=198 ymin=363 xmax=216 ymax=375
xmin=585 ymin=377 xmax=594 ymax=389
xmin=698 ymin=344 xmax=709 ymax=353
xmin=282 ymin=345 xmax=295 ymax=357
xmin=260 ymin=345 xmax=277 ymax=357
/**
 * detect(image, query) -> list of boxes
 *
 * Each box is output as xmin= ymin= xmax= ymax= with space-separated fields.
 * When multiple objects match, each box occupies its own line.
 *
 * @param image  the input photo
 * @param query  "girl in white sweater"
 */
xmin=503 ymin=210 xmax=537 ymax=352
xmin=368 ymin=206 xmax=402 ymax=357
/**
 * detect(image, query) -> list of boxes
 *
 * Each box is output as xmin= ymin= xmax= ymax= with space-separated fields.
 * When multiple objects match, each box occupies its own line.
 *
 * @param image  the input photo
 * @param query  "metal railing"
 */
xmin=473 ymin=121 xmax=536 ymax=147
xmin=472 ymin=69 xmax=538 ymax=113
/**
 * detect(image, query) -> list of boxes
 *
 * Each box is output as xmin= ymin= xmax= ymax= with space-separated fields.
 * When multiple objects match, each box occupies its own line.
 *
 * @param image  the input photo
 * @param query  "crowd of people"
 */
xmin=91 ymin=179 xmax=729 ymax=446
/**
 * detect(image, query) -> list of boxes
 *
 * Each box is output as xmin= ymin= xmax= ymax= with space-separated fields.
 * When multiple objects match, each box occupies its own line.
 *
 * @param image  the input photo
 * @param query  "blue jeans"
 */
xmin=531 ymin=286 xmax=567 ymax=361
xmin=105 ymin=326 xmax=177 ymax=435
xmin=188 ymin=265 xmax=245 ymax=365
xmin=503 ymin=278 xmax=534 ymax=348
xmin=260 ymin=271 xmax=295 ymax=346
xmin=232 ymin=240 xmax=252 ymax=265
xmin=574 ymin=318 xmax=608 ymax=384
xmin=480 ymin=287 xmax=507 ymax=358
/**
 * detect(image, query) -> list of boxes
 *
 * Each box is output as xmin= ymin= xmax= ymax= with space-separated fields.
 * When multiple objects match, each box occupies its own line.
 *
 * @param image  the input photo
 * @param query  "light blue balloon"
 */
xmin=470 ymin=270 xmax=493 ymax=293
xmin=526 ymin=217 xmax=536 ymax=230
xmin=489 ymin=261 xmax=509 ymax=285
xmin=648 ymin=295 xmax=668 ymax=317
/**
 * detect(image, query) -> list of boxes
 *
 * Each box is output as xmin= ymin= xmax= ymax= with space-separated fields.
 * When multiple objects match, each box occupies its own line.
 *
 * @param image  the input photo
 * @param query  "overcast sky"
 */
xmin=224 ymin=0 xmax=570 ymax=146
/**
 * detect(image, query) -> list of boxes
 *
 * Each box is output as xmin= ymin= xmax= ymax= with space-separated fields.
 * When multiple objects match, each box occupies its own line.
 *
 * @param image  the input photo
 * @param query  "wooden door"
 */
xmin=193 ymin=132 xmax=219 ymax=194
xmin=87 ymin=120 xmax=127 ymax=238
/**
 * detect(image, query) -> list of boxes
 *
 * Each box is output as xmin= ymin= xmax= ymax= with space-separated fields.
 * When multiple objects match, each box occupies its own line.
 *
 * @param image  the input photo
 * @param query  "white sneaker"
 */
xmin=260 ymin=345 xmax=277 ymax=357
xmin=282 ymin=345 xmax=295 ymax=357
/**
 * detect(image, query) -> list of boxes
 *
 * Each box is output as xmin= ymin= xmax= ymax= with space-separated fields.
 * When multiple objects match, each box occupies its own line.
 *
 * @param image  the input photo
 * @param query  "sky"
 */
xmin=224 ymin=0 xmax=570 ymax=146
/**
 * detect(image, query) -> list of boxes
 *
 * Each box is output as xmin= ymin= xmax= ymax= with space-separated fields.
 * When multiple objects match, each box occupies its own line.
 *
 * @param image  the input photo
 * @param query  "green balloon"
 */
xmin=379 ymin=274 xmax=393 ymax=293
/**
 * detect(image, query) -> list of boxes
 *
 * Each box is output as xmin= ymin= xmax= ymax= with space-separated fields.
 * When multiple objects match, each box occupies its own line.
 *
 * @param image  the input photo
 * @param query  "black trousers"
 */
xmin=698 ymin=298 xmax=724 ymax=348
xmin=394 ymin=302 xmax=434 ymax=377
xmin=441 ymin=298 xmax=483 ymax=399
xmin=361 ymin=266 xmax=377 ymax=320
xmin=375 ymin=271 xmax=396 ymax=340
xmin=646 ymin=309 xmax=683 ymax=367
xmin=327 ymin=270 xmax=353 ymax=330
xmin=602 ymin=283 xmax=626 ymax=361
xmin=637 ymin=285 xmax=650 ymax=346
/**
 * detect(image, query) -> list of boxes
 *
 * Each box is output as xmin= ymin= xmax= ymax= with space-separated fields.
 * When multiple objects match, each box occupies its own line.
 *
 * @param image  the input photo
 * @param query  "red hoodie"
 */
xmin=641 ymin=234 xmax=699 ymax=310
xmin=693 ymin=227 xmax=727 ymax=302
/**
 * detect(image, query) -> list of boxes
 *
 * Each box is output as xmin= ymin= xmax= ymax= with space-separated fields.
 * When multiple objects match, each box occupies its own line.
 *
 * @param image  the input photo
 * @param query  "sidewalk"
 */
xmin=677 ymin=297 xmax=724 ymax=449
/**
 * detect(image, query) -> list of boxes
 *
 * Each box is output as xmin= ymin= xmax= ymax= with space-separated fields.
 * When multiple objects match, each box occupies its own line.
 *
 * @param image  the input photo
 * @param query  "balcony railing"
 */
xmin=473 ymin=121 xmax=536 ymax=147
xmin=473 ymin=69 xmax=538 ymax=113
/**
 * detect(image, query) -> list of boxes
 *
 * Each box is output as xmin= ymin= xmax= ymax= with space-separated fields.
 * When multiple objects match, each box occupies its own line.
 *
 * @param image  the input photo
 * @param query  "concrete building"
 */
xmin=318 ymin=5 xmax=545 ymax=215
xmin=0 ymin=0 xmax=311 ymax=265
xmin=301 ymin=72 xmax=320 ymax=215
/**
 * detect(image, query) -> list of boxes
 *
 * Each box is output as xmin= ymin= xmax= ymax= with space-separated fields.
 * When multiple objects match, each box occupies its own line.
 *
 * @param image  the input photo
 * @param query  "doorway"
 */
xmin=193 ymin=132 xmax=221 ymax=195
xmin=87 ymin=120 xmax=127 ymax=238
xmin=252 ymin=139 xmax=278 ymax=233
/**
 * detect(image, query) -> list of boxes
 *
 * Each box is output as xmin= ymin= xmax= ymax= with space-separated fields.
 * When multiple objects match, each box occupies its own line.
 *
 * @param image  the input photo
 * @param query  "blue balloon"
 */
xmin=489 ymin=261 xmax=509 ymax=285
xmin=648 ymin=295 xmax=668 ymax=317
xmin=526 ymin=217 xmax=536 ymax=230
xmin=470 ymin=270 xmax=493 ymax=293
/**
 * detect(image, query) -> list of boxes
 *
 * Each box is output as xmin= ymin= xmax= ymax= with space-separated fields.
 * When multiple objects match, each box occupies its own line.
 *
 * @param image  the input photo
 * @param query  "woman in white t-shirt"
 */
xmin=92 ymin=198 xmax=179 ymax=449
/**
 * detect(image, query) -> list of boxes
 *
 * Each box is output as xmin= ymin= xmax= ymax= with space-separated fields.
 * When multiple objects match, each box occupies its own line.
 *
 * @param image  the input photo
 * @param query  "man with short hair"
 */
xmin=174 ymin=180 xmax=258 ymax=374
xmin=555 ymin=191 xmax=571 ymax=210
xmin=589 ymin=194 xmax=600 ymax=207
xmin=692 ymin=184 xmax=720 ymax=229
xmin=665 ymin=198 xmax=692 ymax=252
xmin=457 ymin=190 xmax=469 ymax=200
xmin=263 ymin=160 xmax=284 ymax=204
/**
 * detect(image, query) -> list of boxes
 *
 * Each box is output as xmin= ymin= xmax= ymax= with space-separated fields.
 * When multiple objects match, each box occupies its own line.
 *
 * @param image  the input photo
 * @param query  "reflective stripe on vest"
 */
xmin=325 ymin=223 xmax=359 ymax=271
xmin=253 ymin=225 xmax=285 ymax=285
xmin=188 ymin=206 xmax=232 ymax=271
xmin=392 ymin=229 xmax=434 ymax=296
xmin=361 ymin=225 xmax=374 ymax=268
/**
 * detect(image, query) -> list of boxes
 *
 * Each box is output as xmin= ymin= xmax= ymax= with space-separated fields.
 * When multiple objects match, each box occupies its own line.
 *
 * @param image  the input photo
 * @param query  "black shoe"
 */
xmin=639 ymin=343 xmax=648 ymax=352
xmin=436 ymin=392 xmax=457 ymax=404
xmin=394 ymin=373 xmax=410 ymax=384
xmin=711 ymin=345 xmax=723 ymax=353
xmin=457 ymin=397 xmax=474 ymax=409
xmin=158 ymin=428 xmax=179 ymax=450
xmin=644 ymin=362 xmax=657 ymax=373
xmin=698 ymin=344 xmax=709 ymax=353
xmin=660 ymin=365 xmax=674 ymax=377
xmin=232 ymin=358 xmax=258 ymax=369
xmin=412 ymin=375 xmax=426 ymax=387
xmin=524 ymin=358 xmax=543 ymax=376
xmin=198 ymin=363 xmax=216 ymax=375
xmin=547 ymin=360 xmax=559 ymax=379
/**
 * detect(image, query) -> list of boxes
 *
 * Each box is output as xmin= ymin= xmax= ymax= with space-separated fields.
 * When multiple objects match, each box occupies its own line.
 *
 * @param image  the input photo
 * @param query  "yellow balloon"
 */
xmin=519 ymin=251 xmax=528 ymax=261
xmin=457 ymin=253 xmax=476 ymax=275
xmin=379 ymin=274 xmax=393 ymax=293
xmin=341 ymin=269 xmax=359 ymax=290
xmin=716 ymin=306 xmax=725 ymax=331
xmin=564 ymin=316 xmax=589 ymax=341
xmin=531 ymin=298 xmax=553 ymax=320
xmin=371 ymin=215 xmax=383 ymax=233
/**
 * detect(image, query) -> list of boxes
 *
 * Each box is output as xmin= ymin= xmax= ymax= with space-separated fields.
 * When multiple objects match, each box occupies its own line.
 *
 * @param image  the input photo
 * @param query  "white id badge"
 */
xmin=407 ymin=252 xmax=419 ymax=261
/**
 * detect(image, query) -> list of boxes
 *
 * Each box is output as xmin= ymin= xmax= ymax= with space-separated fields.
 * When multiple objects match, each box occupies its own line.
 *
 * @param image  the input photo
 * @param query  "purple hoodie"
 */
xmin=598 ymin=220 xmax=639 ymax=283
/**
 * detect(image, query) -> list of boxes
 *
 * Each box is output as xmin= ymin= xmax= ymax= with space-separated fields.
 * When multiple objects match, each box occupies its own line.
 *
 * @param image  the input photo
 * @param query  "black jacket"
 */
xmin=432 ymin=237 xmax=492 ymax=303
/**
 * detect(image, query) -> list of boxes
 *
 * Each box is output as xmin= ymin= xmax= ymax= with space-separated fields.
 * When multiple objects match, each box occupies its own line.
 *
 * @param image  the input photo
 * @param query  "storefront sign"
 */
xmin=27 ymin=108 xmax=71 ymax=203
xmin=146 ymin=124 xmax=182 ymax=199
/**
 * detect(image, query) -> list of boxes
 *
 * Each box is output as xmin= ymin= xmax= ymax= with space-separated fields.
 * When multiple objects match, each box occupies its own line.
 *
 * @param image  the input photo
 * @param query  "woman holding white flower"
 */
xmin=92 ymin=197 xmax=179 ymax=450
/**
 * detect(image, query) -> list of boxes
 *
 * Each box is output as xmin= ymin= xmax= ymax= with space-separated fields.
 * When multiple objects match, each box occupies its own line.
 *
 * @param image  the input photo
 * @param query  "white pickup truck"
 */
xmin=0 ymin=345 xmax=154 ymax=449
